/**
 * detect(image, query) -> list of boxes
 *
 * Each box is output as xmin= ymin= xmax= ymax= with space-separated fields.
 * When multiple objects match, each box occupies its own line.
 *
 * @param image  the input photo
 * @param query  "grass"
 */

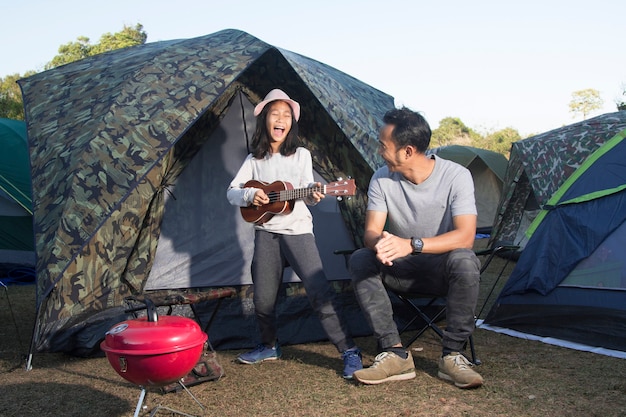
xmin=1 ymin=248 xmax=625 ymax=417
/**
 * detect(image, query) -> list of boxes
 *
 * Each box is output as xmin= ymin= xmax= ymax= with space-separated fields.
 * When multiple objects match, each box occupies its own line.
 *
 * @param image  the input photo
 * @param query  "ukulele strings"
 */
xmin=266 ymin=186 xmax=325 ymax=203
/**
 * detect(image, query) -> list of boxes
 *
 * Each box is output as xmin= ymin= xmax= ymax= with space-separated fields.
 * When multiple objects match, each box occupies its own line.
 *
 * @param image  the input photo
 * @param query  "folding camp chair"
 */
xmin=335 ymin=243 xmax=518 ymax=366
xmin=384 ymin=243 xmax=518 ymax=365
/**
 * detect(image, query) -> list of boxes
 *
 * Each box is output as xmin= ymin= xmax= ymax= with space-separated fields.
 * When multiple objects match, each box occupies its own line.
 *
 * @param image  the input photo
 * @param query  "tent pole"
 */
xmin=24 ymin=301 xmax=43 ymax=371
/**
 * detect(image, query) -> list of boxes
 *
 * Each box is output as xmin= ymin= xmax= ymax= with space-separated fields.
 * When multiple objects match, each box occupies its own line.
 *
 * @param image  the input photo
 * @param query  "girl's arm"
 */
xmin=226 ymin=155 xmax=259 ymax=207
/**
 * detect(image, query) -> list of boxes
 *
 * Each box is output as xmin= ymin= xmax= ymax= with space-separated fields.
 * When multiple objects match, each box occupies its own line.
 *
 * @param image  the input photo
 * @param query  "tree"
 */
xmin=569 ymin=88 xmax=604 ymax=120
xmin=431 ymin=117 xmax=481 ymax=147
xmin=480 ymin=127 xmax=521 ymax=157
xmin=45 ymin=24 xmax=147 ymax=70
xmin=92 ymin=24 xmax=148 ymax=55
xmin=0 ymin=71 xmax=35 ymax=120
xmin=44 ymin=36 xmax=92 ymax=70
xmin=0 ymin=24 xmax=147 ymax=120
xmin=616 ymin=84 xmax=626 ymax=111
xmin=430 ymin=116 xmax=521 ymax=158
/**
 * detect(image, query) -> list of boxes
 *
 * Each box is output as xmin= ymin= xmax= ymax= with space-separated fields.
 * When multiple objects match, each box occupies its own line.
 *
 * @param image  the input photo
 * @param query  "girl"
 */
xmin=226 ymin=89 xmax=362 ymax=379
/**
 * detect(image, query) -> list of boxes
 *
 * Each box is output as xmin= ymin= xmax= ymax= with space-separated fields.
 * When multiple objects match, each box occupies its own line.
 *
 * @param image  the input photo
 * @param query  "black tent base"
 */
xmin=485 ymin=303 xmax=626 ymax=353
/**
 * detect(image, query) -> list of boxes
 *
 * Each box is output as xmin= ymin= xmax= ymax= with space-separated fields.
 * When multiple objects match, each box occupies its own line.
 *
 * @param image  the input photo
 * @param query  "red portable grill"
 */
xmin=101 ymin=299 xmax=207 ymax=416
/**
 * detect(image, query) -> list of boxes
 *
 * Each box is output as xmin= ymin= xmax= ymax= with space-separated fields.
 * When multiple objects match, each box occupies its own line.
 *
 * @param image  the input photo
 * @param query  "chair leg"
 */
xmin=467 ymin=335 xmax=481 ymax=365
xmin=394 ymin=293 xmax=481 ymax=365
xmin=395 ymin=294 xmax=445 ymax=346
xmin=190 ymin=297 xmax=224 ymax=334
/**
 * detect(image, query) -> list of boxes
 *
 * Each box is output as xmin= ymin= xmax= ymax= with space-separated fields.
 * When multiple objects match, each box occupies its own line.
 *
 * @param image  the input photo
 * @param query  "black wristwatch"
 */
xmin=410 ymin=237 xmax=423 ymax=254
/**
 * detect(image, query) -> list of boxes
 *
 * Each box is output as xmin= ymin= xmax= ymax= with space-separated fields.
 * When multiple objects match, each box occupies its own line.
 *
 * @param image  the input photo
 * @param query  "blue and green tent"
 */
xmin=485 ymin=112 xmax=626 ymax=353
xmin=0 ymin=118 xmax=34 ymax=265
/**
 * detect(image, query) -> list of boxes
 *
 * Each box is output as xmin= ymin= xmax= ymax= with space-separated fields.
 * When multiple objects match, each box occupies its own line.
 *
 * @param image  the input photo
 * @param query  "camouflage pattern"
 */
xmin=490 ymin=112 xmax=626 ymax=246
xmin=18 ymin=29 xmax=392 ymax=353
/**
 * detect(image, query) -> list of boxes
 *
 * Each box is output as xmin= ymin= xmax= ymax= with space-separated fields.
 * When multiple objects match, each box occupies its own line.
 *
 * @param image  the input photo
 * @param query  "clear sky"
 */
xmin=2 ymin=0 xmax=624 ymax=136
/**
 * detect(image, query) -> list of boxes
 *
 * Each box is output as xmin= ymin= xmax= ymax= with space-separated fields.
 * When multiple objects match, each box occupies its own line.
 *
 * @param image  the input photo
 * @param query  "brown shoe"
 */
xmin=353 ymin=351 xmax=416 ymax=385
xmin=438 ymin=352 xmax=483 ymax=388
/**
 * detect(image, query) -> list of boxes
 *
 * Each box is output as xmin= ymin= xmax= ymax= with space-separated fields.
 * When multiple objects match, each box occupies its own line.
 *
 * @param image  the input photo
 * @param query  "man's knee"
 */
xmin=348 ymin=248 xmax=378 ymax=280
xmin=447 ymin=249 xmax=480 ymax=282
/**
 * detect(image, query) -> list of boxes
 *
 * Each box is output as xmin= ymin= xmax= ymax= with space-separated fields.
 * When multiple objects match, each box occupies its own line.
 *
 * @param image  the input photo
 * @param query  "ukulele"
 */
xmin=240 ymin=178 xmax=356 ymax=224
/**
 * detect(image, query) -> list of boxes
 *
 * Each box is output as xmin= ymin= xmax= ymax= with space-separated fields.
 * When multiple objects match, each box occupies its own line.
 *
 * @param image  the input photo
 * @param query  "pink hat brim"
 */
xmin=253 ymin=89 xmax=301 ymax=121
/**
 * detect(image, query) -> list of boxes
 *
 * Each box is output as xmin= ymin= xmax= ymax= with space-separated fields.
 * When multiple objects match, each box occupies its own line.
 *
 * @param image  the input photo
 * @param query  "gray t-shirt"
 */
xmin=367 ymin=155 xmax=476 ymax=239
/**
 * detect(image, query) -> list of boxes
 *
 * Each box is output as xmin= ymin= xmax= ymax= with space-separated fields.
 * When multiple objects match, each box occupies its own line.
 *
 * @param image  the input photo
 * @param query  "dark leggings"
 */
xmin=252 ymin=230 xmax=354 ymax=352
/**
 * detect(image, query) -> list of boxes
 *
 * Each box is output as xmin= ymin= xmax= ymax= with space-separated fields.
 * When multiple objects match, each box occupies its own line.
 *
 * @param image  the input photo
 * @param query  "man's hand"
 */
xmin=374 ymin=231 xmax=412 ymax=266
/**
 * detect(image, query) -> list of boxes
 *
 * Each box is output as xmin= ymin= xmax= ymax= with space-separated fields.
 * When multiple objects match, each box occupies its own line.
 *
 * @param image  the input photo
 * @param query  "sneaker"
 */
xmin=342 ymin=348 xmax=363 ymax=379
xmin=353 ymin=351 xmax=416 ymax=385
xmin=237 ymin=343 xmax=281 ymax=364
xmin=438 ymin=352 xmax=483 ymax=388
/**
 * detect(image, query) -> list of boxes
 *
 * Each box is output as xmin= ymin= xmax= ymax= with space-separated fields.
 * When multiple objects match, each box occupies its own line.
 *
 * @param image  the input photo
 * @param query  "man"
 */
xmin=350 ymin=107 xmax=483 ymax=388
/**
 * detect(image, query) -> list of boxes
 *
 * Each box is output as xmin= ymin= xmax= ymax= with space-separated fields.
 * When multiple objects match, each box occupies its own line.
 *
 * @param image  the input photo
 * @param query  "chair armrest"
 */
xmin=333 ymin=249 xmax=357 ymax=256
xmin=474 ymin=244 xmax=520 ymax=257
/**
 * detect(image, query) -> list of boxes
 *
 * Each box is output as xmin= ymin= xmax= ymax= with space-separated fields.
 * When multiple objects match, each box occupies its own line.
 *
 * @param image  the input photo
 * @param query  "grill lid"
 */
xmin=101 ymin=315 xmax=207 ymax=356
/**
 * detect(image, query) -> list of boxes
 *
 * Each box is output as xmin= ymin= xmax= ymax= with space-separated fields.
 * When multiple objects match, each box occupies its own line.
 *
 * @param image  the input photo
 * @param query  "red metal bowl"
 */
xmin=101 ymin=315 xmax=207 ymax=386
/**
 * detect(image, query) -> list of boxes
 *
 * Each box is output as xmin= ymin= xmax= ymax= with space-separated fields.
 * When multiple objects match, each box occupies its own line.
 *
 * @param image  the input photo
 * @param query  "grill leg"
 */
xmin=178 ymin=380 xmax=206 ymax=411
xmin=134 ymin=387 xmax=147 ymax=417
xmin=149 ymin=405 xmax=197 ymax=417
xmin=144 ymin=380 xmax=206 ymax=417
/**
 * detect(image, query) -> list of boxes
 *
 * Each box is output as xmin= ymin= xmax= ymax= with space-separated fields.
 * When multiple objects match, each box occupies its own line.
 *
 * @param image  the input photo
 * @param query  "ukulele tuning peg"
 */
xmin=336 ymin=196 xmax=343 ymax=202
xmin=336 ymin=177 xmax=343 ymax=181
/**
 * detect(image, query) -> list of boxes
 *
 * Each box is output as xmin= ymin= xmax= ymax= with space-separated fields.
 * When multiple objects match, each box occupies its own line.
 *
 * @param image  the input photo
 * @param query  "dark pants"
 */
xmin=252 ymin=230 xmax=354 ymax=352
xmin=349 ymin=248 xmax=480 ymax=353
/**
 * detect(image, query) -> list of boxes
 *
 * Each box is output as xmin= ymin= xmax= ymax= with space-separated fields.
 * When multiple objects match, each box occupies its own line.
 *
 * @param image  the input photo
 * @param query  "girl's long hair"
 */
xmin=250 ymin=103 xmax=299 ymax=159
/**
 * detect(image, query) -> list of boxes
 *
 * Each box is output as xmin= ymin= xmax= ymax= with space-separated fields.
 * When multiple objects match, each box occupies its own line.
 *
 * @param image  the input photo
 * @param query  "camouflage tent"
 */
xmin=0 ymin=118 xmax=34 ymax=265
xmin=426 ymin=145 xmax=508 ymax=233
xmin=485 ymin=112 xmax=626 ymax=353
xmin=18 ymin=29 xmax=392 ymax=356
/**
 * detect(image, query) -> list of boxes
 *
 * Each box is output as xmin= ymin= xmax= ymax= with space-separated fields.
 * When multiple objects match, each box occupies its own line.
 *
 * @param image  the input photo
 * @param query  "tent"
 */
xmin=484 ymin=112 xmax=626 ymax=353
xmin=0 ymin=118 xmax=34 ymax=266
xmin=426 ymin=145 xmax=508 ymax=233
xmin=18 ymin=29 xmax=393 ymax=356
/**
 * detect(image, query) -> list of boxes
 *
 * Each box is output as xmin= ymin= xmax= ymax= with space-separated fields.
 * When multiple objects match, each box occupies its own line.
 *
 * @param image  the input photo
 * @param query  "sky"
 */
xmin=2 ymin=0 xmax=624 ymax=136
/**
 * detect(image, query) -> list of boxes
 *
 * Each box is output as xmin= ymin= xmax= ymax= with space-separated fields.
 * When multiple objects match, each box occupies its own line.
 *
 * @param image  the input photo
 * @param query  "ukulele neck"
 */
xmin=279 ymin=185 xmax=323 ymax=202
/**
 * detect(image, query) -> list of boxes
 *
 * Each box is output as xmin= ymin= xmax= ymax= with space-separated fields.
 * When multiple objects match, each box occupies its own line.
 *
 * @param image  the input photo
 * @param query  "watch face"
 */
xmin=412 ymin=238 xmax=423 ymax=252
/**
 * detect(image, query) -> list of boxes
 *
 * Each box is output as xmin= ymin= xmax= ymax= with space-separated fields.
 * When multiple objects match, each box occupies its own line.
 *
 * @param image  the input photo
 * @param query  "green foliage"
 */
xmin=616 ymin=84 xmax=626 ymax=111
xmin=480 ymin=127 xmax=521 ymax=156
xmin=90 ymin=24 xmax=148 ymax=55
xmin=430 ymin=117 xmax=521 ymax=158
xmin=0 ymin=71 xmax=35 ymax=120
xmin=45 ymin=24 xmax=147 ymax=70
xmin=431 ymin=117 xmax=481 ymax=147
xmin=44 ymin=36 xmax=92 ymax=70
xmin=0 ymin=24 xmax=147 ymax=120
xmin=569 ymin=88 xmax=604 ymax=120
